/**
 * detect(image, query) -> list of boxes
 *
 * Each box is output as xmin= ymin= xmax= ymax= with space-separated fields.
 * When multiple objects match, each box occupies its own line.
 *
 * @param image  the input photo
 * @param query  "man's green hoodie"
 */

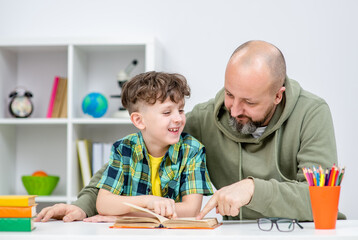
xmin=184 ymin=77 xmax=345 ymax=220
xmin=73 ymin=77 xmax=345 ymax=221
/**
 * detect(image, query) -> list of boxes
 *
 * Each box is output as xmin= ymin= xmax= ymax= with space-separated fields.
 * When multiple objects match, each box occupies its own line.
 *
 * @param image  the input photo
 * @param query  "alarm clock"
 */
xmin=8 ymin=87 xmax=34 ymax=118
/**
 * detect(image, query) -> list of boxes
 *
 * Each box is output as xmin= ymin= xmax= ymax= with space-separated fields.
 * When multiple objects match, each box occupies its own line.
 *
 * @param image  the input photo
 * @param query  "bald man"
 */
xmin=35 ymin=40 xmax=345 ymax=222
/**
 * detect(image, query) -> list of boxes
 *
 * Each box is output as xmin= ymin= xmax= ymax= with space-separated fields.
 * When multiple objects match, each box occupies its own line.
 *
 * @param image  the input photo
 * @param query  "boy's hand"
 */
xmin=34 ymin=203 xmax=86 ymax=222
xmin=146 ymin=196 xmax=178 ymax=219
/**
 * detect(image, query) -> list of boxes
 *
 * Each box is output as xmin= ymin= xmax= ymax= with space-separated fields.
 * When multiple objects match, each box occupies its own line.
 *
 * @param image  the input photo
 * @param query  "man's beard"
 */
xmin=228 ymin=104 xmax=275 ymax=135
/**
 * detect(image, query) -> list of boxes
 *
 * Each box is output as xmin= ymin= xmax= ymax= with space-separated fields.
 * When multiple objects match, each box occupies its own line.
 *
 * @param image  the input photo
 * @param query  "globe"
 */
xmin=82 ymin=92 xmax=108 ymax=118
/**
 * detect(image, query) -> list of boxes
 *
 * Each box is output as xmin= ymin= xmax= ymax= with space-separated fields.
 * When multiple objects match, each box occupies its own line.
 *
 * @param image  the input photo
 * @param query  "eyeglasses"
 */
xmin=257 ymin=218 xmax=304 ymax=232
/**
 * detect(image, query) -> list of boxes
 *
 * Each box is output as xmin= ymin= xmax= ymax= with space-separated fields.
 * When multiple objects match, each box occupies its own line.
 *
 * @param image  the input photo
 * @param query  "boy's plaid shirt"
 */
xmin=96 ymin=132 xmax=213 ymax=201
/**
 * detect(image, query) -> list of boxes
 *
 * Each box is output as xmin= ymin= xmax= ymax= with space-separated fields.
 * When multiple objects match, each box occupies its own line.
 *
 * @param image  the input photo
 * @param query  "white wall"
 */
xmin=0 ymin=0 xmax=357 ymax=219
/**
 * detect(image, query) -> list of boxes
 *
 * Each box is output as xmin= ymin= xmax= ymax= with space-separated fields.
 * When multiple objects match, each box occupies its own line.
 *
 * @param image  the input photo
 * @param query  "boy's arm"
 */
xmin=174 ymin=194 xmax=203 ymax=217
xmin=96 ymin=188 xmax=177 ymax=218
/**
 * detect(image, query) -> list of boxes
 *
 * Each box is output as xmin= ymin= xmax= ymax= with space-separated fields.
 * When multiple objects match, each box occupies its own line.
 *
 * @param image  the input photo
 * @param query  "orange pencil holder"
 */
xmin=309 ymin=186 xmax=341 ymax=229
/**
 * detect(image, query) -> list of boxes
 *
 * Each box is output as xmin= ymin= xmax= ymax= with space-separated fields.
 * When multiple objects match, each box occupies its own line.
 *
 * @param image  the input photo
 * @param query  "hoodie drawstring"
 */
xmin=238 ymin=142 xmax=243 ymax=220
xmin=274 ymin=129 xmax=298 ymax=184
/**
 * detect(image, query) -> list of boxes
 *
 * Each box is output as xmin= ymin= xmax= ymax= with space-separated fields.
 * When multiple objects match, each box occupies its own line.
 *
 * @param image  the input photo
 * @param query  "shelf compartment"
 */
xmin=0 ymin=125 xmax=67 ymax=196
xmin=0 ymin=45 xmax=68 ymax=119
xmin=71 ymin=44 xmax=146 ymax=119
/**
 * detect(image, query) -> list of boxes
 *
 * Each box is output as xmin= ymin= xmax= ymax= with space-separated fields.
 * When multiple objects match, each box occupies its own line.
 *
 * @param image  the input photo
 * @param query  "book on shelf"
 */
xmin=92 ymin=142 xmax=112 ymax=175
xmin=0 ymin=195 xmax=36 ymax=207
xmin=102 ymin=143 xmax=112 ymax=165
xmin=47 ymin=76 xmax=67 ymax=118
xmin=112 ymin=202 xmax=220 ymax=229
xmin=0 ymin=205 xmax=37 ymax=218
xmin=59 ymin=80 xmax=68 ymax=118
xmin=92 ymin=142 xmax=103 ymax=175
xmin=76 ymin=139 xmax=92 ymax=187
xmin=52 ymin=77 xmax=67 ymax=118
xmin=0 ymin=218 xmax=35 ymax=232
xmin=46 ymin=76 xmax=59 ymax=118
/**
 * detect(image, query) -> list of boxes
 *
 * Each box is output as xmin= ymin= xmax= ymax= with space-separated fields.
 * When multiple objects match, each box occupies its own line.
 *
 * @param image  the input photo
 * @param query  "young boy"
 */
xmin=95 ymin=71 xmax=213 ymax=219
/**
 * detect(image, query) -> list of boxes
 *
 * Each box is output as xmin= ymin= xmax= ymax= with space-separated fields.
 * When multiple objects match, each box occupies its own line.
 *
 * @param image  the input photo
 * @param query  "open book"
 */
xmin=112 ymin=202 xmax=220 ymax=229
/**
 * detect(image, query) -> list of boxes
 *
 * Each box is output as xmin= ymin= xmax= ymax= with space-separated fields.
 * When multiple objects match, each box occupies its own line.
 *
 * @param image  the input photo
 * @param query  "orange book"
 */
xmin=112 ymin=202 xmax=220 ymax=229
xmin=0 ymin=195 xmax=36 ymax=207
xmin=0 ymin=205 xmax=37 ymax=218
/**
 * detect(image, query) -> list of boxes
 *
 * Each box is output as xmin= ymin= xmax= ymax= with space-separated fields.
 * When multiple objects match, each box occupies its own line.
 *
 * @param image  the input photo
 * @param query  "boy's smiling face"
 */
xmin=136 ymin=97 xmax=186 ymax=157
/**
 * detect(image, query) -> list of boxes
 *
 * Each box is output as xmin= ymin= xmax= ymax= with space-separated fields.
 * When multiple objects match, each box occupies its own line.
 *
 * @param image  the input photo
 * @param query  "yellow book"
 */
xmin=76 ymin=139 xmax=92 ymax=187
xmin=0 ymin=195 xmax=36 ymax=207
xmin=112 ymin=202 xmax=220 ymax=229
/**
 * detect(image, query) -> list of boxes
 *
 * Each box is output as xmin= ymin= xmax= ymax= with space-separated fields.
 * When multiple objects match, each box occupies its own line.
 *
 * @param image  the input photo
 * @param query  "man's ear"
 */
xmin=274 ymin=86 xmax=286 ymax=105
xmin=130 ymin=112 xmax=145 ymax=130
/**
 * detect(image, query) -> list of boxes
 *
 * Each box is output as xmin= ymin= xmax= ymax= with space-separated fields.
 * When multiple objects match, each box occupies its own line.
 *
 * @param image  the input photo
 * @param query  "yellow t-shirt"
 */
xmin=148 ymin=154 xmax=164 ymax=197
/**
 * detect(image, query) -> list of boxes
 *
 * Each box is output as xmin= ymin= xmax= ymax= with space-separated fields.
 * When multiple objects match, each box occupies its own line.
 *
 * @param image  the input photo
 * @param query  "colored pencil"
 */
xmin=304 ymin=165 xmax=345 ymax=187
xmin=338 ymin=167 xmax=345 ymax=186
xmin=327 ymin=164 xmax=335 ymax=186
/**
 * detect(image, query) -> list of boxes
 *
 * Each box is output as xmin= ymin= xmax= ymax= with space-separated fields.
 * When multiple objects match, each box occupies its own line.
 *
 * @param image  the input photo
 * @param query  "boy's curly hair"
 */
xmin=121 ymin=71 xmax=191 ymax=113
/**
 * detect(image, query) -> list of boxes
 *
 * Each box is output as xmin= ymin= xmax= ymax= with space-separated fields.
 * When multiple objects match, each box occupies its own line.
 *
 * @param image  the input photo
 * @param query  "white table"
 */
xmin=1 ymin=220 xmax=357 ymax=240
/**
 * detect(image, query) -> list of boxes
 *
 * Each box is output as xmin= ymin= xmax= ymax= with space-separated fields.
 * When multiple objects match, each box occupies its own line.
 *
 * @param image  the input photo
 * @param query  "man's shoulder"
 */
xmin=288 ymin=78 xmax=328 ymax=108
xmin=186 ymin=96 xmax=218 ymax=124
xmin=299 ymin=88 xmax=327 ymax=105
xmin=191 ymin=98 xmax=216 ymax=113
xmin=284 ymin=80 xmax=332 ymax=128
xmin=189 ymin=88 xmax=224 ymax=115
xmin=293 ymin=88 xmax=329 ymax=117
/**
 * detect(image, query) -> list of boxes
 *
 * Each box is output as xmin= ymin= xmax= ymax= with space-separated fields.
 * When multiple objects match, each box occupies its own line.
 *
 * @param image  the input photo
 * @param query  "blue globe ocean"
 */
xmin=82 ymin=92 xmax=108 ymax=118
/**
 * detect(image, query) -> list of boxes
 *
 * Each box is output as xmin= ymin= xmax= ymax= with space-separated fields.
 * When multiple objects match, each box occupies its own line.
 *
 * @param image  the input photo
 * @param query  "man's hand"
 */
xmin=196 ymin=178 xmax=254 ymax=219
xmin=34 ymin=203 xmax=86 ymax=222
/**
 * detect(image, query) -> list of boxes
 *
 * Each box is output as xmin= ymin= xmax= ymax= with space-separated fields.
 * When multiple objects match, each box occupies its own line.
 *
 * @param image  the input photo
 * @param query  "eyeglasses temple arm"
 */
xmin=296 ymin=220 xmax=304 ymax=229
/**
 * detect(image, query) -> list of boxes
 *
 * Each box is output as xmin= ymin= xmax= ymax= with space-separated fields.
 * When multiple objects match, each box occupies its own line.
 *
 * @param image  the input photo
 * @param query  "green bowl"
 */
xmin=21 ymin=175 xmax=60 ymax=196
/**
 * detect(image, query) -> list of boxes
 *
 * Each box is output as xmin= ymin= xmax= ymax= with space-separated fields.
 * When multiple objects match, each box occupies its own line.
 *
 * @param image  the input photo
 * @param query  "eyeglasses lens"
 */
xmin=258 ymin=218 xmax=272 ymax=231
xmin=276 ymin=219 xmax=294 ymax=232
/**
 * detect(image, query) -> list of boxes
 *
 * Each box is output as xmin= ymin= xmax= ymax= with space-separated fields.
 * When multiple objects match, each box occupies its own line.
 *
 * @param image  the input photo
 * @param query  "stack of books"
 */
xmin=0 ymin=195 xmax=37 ymax=231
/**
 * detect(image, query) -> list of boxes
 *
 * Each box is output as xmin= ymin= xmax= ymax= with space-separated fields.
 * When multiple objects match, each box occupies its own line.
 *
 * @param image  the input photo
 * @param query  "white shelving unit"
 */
xmin=0 ymin=38 xmax=160 ymax=204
